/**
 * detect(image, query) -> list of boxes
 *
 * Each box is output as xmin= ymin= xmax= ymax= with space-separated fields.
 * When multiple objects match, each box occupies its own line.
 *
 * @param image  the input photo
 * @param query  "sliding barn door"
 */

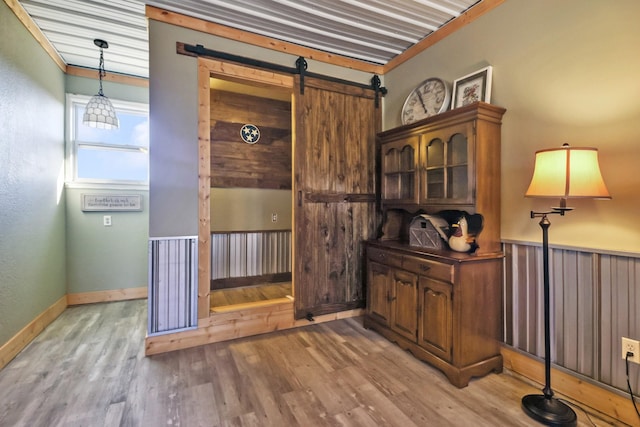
xmin=293 ymin=76 xmax=380 ymax=319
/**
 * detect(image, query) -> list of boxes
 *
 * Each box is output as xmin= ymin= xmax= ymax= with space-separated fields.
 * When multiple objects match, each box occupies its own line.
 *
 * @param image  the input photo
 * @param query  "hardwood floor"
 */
xmin=0 ymin=300 xmax=625 ymax=427
xmin=210 ymin=282 xmax=292 ymax=309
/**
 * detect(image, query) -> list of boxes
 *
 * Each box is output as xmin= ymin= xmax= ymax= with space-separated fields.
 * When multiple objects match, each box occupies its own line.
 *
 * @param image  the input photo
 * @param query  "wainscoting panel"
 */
xmin=148 ymin=237 xmax=198 ymax=335
xmin=503 ymin=241 xmax=640 ymax=396
xmin=210 ymin=230 xmax=291 ymax=280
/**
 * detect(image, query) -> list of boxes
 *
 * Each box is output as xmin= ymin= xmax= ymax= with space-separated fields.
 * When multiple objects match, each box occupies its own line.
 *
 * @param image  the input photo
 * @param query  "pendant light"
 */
xmin=83 ymin=39 xmax=119 ymax=129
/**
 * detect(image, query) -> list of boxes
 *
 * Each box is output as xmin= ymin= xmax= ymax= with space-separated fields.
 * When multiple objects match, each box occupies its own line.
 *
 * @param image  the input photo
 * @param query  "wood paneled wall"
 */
xmin=503 ymin=241 xmax=640 ymax=396
xmin=210 ymin=89 xmax=291 ymax=189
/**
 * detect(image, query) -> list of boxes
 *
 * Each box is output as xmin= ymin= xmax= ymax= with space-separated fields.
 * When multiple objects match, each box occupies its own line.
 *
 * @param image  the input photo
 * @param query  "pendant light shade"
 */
xmin=83 ymin=94 xmax=119 ymax=129
xmin=83 ymin=39 xmax=119 ymax=129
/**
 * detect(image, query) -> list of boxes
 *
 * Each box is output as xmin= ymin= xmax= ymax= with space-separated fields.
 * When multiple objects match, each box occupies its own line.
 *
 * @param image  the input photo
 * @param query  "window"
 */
xmin=67 ymin=94 xmax=149 ymax=186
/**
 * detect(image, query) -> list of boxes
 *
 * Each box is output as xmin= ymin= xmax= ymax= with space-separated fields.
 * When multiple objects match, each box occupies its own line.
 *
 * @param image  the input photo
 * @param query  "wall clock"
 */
xmin=401 ymin=77 xmax=451 ymax=125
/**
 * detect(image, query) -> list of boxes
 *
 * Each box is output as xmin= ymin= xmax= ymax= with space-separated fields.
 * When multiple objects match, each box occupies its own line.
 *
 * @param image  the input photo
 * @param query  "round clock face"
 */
xmin=401 ymin=78 xmax=451 ymax=125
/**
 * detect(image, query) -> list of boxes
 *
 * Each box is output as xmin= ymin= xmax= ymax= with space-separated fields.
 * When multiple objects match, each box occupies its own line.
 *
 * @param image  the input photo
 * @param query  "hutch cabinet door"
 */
xmin=420 ymin=122 xmax=475 ymax=206
xmin=390 ymin=269 xmax=418 ymax=341
xmin=367 ymin=261 xmax=391 ymax=326
xmin=293 ymin=76 xmax=380 ymax=319
xmin=381 ymin=135 xmax=420 ymax=204
xmin=418 ymin=276 xmax=453 ymax=361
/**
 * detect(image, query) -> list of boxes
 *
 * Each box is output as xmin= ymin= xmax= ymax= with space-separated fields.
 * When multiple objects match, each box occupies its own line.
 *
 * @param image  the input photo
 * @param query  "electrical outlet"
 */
xmin=103 ymin=215 xmax=112 ymax=227
xmin=621 ymin=337 xmax=640 ymax=364
xmin=271 ymin=213 xmax=278 ymax=222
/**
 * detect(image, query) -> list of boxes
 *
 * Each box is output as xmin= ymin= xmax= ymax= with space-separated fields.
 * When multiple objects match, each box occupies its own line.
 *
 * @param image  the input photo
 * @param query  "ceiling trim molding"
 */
xmin=145 ymin=5 xmax=384 ymax=75
xmin=66 ymin=65 xmax=149 ymax=88
xmin=4 ymin=0 xmax=66 ymax=72
xmin=383 ymin=0 xmax=507 ymax=73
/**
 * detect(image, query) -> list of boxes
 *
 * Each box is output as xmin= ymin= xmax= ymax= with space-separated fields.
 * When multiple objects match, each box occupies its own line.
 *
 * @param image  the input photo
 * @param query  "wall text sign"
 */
xmin=81 ymin=194 xmax=143 ymax=212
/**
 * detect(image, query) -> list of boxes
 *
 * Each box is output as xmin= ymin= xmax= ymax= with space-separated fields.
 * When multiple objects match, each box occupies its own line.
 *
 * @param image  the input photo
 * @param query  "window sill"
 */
xmin=64 ymin=182 xmax=149 ymax=191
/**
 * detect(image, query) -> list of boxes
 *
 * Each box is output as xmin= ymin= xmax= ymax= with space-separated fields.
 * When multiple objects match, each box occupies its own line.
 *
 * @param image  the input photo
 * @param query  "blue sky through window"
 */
xmin=74 ymin=103 xmax=149 ymax=182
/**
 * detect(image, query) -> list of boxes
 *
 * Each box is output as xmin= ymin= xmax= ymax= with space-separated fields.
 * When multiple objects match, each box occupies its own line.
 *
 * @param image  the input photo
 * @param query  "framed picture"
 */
xmin=452 ymin=66 xmax=493 ymax=108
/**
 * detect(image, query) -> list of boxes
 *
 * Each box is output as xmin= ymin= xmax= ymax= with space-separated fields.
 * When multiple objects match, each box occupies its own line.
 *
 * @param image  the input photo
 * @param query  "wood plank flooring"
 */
xmin=210 ymin=282 xmax=292 ymax=309
xmin=0 ymin=300 xmax=625 ymax=427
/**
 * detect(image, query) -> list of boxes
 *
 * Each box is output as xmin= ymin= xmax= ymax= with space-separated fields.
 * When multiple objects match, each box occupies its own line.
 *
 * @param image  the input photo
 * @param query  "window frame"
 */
xmin=65 ymin=93 xmax=149 ymax=189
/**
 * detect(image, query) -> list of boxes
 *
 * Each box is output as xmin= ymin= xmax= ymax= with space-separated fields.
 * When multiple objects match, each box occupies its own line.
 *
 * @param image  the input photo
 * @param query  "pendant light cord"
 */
xmin=97 ymin=46 xmax=105 ymax=96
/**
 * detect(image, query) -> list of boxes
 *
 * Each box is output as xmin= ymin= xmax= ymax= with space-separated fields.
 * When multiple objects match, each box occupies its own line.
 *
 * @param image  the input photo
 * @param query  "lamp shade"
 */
xmin=525 ymin=145 xmax=611 ymax=199
xmin=83 ymin=94 xmax=119 ymax=129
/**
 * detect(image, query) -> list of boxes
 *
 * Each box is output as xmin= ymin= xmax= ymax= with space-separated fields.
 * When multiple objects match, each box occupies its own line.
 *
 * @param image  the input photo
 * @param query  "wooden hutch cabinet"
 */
xmin=364 ymin=102 xmax=506 ymax=388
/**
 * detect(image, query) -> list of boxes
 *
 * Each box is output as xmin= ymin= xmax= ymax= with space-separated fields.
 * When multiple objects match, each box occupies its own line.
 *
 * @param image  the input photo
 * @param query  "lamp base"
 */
xmin=522 ymin=394 xmax=577 ymax=427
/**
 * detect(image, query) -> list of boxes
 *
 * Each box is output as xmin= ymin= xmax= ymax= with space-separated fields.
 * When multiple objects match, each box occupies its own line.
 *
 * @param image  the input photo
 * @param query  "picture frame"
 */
xmin=452 ymin=66 xmax=493 ymax=109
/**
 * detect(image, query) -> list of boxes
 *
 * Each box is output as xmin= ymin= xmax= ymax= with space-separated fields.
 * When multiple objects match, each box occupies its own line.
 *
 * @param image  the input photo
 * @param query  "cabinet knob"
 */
xmin=420 ymin=264 xmax=431 ymax=272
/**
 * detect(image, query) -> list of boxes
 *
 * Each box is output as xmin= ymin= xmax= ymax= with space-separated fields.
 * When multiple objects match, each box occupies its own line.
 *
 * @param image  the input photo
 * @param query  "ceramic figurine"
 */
xmin=448 ymin=216 xmax=472 ymax=252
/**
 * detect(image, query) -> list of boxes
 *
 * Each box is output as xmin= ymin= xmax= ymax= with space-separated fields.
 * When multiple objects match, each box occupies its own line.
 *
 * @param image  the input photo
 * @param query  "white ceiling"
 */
xmin=17 ymin=0 xmax=482 ymax=79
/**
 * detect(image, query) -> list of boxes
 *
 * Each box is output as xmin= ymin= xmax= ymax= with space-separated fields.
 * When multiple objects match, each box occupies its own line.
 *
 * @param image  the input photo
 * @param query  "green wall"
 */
xmin=383 ymin=0 xmax=640 ymax=254
xmin=0 ymin=0 xmax=66 ymax=345
xmin=0 ymin=1 xmax=150 ymax=347
xmin=211 ymin=189 xmax=291 ymax=232
xmin=65 ymin=188 xmax=148 ymax=294
xmin=64 ymin=75 xmax=149 ymax=294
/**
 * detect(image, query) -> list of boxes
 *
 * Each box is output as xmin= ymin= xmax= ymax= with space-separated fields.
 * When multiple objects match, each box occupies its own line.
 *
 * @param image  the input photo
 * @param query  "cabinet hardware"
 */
xmin=420 ymin=265 xmax=431 ymax=272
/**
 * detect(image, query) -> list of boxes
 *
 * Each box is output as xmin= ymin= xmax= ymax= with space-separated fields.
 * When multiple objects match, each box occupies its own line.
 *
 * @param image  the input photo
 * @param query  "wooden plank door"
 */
xmin=293 ymin=76 xmax=380 ymax=319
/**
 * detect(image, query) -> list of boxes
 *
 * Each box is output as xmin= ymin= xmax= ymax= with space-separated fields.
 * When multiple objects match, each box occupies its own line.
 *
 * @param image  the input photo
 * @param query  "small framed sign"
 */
xmin=452 ymin=66 xmax=493 ymax=109
xmin=81 ymin=194 xmax=143 ymax=212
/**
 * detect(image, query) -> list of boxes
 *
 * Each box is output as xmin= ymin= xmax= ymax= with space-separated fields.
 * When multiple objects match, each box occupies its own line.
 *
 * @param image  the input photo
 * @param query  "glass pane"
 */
xmin=427 ymin=139 xmax=444 ymax=167
xmin=77 ymin=147 xmax=148 ymax=181
xmin=400 ymin=145 xmax=414 ymax=170
xmin=384 ymin=147 xmax=400 ymax=172
xmin=400 ymin=173 xmax=414 ymax=199
xmin=448 ymin=133 xmax=467 ymax=165
xmin=427 ymin=169 xmax=444 ymax=199
xmin=384 ymin=174 xmax=400 ymax=199
xmin=448 ymin=166 xmax=468 ymax=199
xmin=75 ymin=103 xmax=149 ymax=148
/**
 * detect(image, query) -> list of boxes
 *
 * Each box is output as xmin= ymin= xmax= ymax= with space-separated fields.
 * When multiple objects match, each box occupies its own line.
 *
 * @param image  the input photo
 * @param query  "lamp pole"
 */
xmin=521 ymin=209 xmax=577 ymax=427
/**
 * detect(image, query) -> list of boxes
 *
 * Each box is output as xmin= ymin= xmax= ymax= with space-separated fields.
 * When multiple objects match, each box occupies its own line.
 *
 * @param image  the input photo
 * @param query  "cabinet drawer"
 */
xmin=367 ymin=247 xmax=403 ymax=268
xmin=402 ymin=256 xmax=453 ymax=282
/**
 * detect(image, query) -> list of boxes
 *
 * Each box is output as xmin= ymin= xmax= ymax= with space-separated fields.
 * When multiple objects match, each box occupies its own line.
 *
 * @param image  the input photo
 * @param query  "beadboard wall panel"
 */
xmin=503 ymin=241 xmax=640 ymax=395
xmin=148 ymin=237 xmax=198 ymax=335
xmin=210 ymin=230 xmax=291 ymax=280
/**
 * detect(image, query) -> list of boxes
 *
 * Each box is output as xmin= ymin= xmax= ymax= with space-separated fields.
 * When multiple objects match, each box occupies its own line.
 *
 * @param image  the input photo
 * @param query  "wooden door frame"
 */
xmin=197 ymin=57 xmax=294 ymax=319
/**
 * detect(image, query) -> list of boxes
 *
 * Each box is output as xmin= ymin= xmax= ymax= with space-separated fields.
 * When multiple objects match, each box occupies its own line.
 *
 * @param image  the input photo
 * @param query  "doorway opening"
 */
xmin=207 ymin=75 xmax=293 ymax=312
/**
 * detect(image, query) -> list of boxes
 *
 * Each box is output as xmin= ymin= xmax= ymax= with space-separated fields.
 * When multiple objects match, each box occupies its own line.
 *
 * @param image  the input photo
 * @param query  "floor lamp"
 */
xmin=522 ymin=143 xmax=611 ymax=427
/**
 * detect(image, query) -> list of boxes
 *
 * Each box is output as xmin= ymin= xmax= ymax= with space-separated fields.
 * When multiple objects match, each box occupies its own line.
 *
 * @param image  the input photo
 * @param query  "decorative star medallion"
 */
xmin=240 ymin=124 xmax=260 ymax=144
